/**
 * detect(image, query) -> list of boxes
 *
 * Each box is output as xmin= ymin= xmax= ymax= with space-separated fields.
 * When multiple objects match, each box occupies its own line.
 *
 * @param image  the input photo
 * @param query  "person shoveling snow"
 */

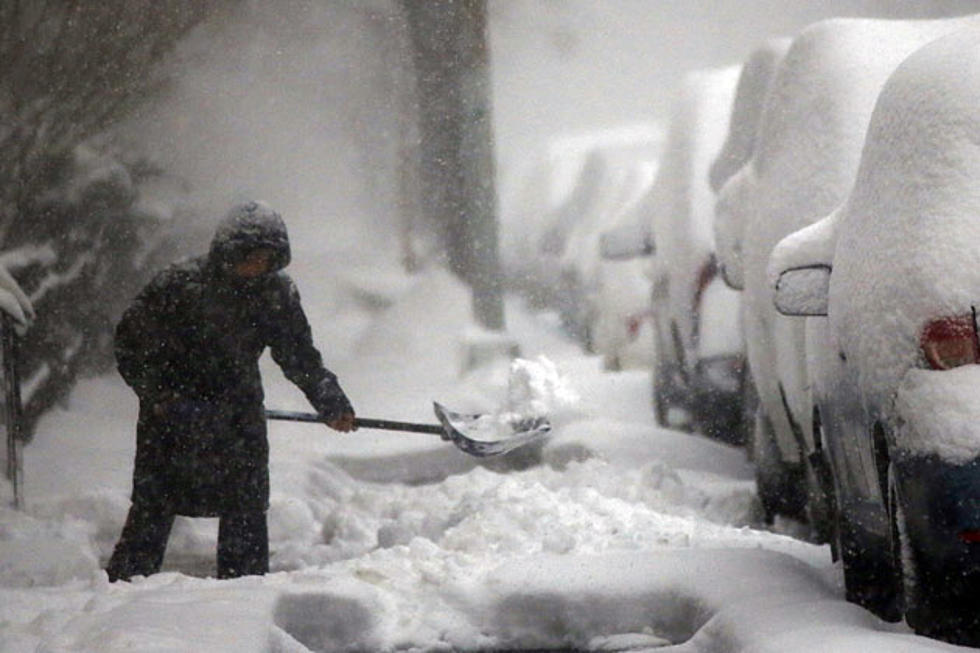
xmin=106 ymin=200 xmax=357 ymax=583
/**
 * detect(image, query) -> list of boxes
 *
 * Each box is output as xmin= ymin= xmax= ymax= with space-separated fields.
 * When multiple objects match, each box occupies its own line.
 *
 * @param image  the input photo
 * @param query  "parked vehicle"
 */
xmin=627 ymin=65 xmax=743 ymax=439
xmin=770 ymin=24 xmax=980 ymax=645
xmin=558 ymin=150 xmax=660 ymax=349
xmin=711 ymin=37 xmax=791 ymax=290
xmin=499 ymin=126 xmax=660 ymax=338
xmin=708 ymin=37 xmax=791 ymax=197
xmin=588 ymin=160 xmax=660 ymax=370
xmin=713 ymin=15 xmax=979 ymax=530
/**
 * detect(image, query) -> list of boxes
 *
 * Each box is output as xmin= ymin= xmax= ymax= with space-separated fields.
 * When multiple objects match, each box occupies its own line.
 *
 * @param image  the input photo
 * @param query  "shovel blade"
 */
xmin=432 ymin=402 xmax=551 ymax=457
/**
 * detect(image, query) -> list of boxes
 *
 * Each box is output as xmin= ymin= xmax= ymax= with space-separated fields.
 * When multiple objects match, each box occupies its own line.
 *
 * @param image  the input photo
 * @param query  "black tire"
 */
xmin=690 ymin=359 xmax=748 ymax=446
xmin=833 ymin=440 xmax=900 ymax=622
xmin=837 ymin=507 xmax=900 ymax=622
xmin=752 ymin=408 xmax=806 ymax=522
xmin=651 ymin=358 xmax=691 ymax=431
xmin=889 ymin=465 xmax=912 ymax=623
xmin=652 ymin=359 xmax=670 ymax=428
xmin=804 ymin=412 xmax=836 ymax=545
xmin=741 ymin=371 xmax=760 ymax=461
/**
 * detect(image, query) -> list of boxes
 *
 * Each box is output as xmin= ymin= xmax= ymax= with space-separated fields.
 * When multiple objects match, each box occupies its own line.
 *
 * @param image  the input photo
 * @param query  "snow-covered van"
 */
xmin=770 ymin=24 xmax=980 ymax=645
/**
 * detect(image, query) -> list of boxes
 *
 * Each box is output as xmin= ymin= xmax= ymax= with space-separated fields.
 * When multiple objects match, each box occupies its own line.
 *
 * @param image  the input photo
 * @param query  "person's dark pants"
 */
xmin=217 ymin=511 xmax=269 ymax=579
xmin=106 ymin=502 xmax=268 ymax=581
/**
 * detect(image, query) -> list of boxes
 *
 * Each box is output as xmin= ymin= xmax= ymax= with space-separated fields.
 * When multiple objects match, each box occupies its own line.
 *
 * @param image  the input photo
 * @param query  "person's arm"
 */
xmin=269 ymin=276 xmax=355 ymax=430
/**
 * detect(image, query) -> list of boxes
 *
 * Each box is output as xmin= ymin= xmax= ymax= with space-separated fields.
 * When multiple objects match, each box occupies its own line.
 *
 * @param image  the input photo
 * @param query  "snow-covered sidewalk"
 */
xmin=0 ymin=268 xmax=967 ymax=652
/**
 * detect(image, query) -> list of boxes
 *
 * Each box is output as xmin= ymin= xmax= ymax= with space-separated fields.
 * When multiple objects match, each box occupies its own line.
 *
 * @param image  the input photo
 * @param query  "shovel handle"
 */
xmin=265 ymin=408 xmax=445 ymax=435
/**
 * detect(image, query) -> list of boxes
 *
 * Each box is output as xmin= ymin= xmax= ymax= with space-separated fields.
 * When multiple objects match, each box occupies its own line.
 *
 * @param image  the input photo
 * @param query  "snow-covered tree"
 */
xmin=0 ymin=1 xmax=231 ymax=229
xmin=0 ymin=1 xmax=231 ymax=438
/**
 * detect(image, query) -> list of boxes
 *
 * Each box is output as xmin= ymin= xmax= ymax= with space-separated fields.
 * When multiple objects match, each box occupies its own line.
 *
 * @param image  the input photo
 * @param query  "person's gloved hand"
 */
xmin=327 ymin=412 xmax=357 ymax=432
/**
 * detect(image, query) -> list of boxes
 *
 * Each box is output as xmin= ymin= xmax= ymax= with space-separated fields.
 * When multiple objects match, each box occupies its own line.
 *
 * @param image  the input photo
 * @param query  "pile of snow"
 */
xmin=507 ymin=355 xmax=579 ymax=418
xmin=461 ymin=356 xmax=582 ymax=443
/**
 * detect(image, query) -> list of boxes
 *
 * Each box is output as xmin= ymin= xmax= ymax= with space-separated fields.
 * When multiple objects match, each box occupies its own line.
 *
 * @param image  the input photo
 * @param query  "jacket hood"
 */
xmin=208 ymin=200 xmax=291 ymax=273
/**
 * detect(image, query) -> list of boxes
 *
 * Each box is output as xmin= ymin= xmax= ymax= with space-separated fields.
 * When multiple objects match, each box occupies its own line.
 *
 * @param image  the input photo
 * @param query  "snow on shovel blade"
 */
xmin=432 ymin=402 xmax=551 ymax=457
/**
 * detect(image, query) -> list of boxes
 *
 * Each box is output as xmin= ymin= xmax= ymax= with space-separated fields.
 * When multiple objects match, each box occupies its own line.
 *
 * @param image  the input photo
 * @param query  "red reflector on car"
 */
xmin=958 ymin=530 xmax=980 ymax=543
xmin=920 ymin=315 xmax=980 ymax=370
xmin=627 ymin=316 xmax=641 ymax=340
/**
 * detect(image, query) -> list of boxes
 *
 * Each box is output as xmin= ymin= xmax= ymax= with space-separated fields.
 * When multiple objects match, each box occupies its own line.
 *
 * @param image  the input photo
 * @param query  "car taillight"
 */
xmin=627 ymin=316 xmax=642 ymax=340
xmin=693 ymin=256 xmax=718 ymax=312
xmin=920 ymin=314 xmax=980 ymax=370
xmin=959 ymin=530 xmax=980 ymax=544
xmin=626 ymin=311 xmax=651 ymax=341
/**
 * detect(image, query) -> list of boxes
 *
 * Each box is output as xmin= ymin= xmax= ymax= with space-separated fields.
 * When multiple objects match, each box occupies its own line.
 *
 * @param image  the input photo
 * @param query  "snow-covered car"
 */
xmin=710 ymin=38 xmax=790 ymax=291
xmin=599 ymin=56 xmax=786 ymax=440
xmin=589 ymin=258 xmax=657 ymax=371
xmin=714 ymin=14 xmax=980 ymax=529
xmin=558 ymin=150 xmax=660 ymax=350
xmin=588 ymin=160 xmax=659 ymax=370
xmin=500 ymin=140 xmax=605 ymax=310
xmin=769 ymin=25 xmax=980 ymax=644
xmin=499 ymin=126 xmax=660 ymax=343
xmin=708 ymin=37 xmax=791 ymax=197
xmin=629 ymin=65 xmax=742 ymax=440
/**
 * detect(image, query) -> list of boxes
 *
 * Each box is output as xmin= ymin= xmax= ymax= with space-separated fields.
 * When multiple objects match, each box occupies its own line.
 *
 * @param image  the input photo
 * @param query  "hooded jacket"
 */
xmin=115 ymin=201 xmax=352 ymax=515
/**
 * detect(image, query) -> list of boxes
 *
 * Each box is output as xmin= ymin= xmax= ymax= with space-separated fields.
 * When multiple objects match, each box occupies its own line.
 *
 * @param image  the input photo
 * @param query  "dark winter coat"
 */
xmin=115 ymin=201 xmax=352 ymax=516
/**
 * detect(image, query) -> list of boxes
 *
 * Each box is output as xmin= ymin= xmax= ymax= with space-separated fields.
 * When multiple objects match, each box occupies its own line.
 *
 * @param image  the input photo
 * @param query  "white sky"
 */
xmin=489 ymin=0 xmax=980 ymax=170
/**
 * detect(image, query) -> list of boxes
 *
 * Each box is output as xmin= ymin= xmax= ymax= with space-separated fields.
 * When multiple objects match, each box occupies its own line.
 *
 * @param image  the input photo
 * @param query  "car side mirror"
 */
xmin=599 ymin=229 xmax=654 ymax=261
xmin=773 ymin=265 xmax=831 ymax=316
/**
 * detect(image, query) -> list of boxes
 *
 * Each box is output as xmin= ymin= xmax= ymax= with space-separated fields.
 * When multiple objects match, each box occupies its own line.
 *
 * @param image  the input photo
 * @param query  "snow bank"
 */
xmin=47 ymin=579 xmax=279 ymax=653
xmin=0 ymin=508 xmax=99 ymax=588
xmin=485 ymin=549 xmax=834 ymax=649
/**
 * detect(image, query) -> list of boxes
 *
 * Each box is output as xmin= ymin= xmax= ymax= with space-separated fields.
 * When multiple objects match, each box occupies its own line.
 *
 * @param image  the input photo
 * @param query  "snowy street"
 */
xmin=10 ymin=1 xmax=980 ymax=650
xmin=0 ymin=263 xmax=967 ymax=652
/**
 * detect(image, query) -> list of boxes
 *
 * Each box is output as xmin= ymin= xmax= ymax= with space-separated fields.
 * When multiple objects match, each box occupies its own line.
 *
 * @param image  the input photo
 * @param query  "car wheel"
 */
xmin=741 ymin=371 xmax=759 ymax=461
xmin=752 ymin=407 xmax=806 ymax=523
xmin=889 ymin=464 xmax=913 ymax=623
xmin=651 ymin=358 xmax=691 ymax=431
xmin=652 ymin=360 xmax=670 ymax=427
xmin=832 ymin=436 xmax=900 ymax=622
xmin=804 ymin=411 xmax=836 ymax=545
xmin=836 ymin=505 xmax=900 ymax=622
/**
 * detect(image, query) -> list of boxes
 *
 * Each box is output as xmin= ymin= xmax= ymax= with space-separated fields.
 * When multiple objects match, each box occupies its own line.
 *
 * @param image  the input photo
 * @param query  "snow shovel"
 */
xmin=265 ymin=402 xmax=551 ymax=458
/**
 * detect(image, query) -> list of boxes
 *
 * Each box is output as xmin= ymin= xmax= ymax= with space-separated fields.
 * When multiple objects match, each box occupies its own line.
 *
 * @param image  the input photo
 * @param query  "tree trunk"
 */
xmin=402 ymin=0 xmax=505 ymax=330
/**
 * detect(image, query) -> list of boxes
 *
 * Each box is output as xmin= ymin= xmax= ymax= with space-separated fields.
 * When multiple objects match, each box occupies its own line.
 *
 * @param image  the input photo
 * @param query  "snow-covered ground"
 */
xmin=0 ymin=263 xmax=968 ymax=652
